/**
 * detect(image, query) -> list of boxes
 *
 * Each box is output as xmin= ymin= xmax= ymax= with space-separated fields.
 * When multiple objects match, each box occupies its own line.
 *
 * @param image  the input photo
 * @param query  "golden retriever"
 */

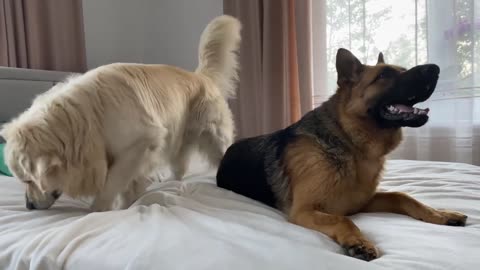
xmin=1 ymin=15 xmax=241 ymax=212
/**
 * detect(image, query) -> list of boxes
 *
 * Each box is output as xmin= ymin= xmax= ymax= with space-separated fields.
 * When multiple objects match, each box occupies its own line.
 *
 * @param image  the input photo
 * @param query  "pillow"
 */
xmin=0 ymin=144 xmax=12 ymax=176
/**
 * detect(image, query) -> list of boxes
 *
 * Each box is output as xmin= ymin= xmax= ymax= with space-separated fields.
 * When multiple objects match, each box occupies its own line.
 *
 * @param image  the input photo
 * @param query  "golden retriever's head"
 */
xmin=1 ymin=123 xmax=66 ymax=210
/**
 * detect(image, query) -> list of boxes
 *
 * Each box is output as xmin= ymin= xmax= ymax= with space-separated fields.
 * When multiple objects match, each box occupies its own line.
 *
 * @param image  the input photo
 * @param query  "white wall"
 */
xmin=82 ymin=0 xmax=223 ymax=71
xmin=149 ymin=0 xmax=224 ymax=70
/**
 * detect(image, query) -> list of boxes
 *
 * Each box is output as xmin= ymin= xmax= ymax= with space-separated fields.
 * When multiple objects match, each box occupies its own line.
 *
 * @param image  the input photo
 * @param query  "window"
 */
xmin=316 ymin=0 xmax=480 ymax=164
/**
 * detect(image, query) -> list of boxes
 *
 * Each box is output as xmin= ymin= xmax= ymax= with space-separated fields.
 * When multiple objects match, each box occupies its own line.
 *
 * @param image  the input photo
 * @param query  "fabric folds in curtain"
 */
xmin=0 ymin=0 xmax=87 ymax=72
xmin=224 ymin=0 xmax=316 ymax=139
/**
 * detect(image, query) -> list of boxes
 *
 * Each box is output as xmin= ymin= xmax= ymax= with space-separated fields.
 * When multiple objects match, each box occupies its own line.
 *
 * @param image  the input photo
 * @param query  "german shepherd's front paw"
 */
xmin=343 ymin=240 xmax=379 ymax=261
xmin=437 ymin=210 xmax=468 ymax=226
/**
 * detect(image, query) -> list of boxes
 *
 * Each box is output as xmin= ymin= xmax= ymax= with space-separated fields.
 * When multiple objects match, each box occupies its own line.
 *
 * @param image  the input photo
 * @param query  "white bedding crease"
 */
xmin=0 ymin=160 xmax=479 ymax=270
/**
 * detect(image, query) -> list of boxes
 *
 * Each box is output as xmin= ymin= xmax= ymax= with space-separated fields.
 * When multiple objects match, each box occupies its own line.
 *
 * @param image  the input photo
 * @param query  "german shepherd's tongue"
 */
xmin=387 ymin=104 xmax=430 ymax=115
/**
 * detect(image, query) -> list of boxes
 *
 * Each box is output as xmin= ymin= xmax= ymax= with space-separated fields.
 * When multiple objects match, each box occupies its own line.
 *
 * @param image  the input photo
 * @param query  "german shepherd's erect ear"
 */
xmin=336 ymin=48 xmax=364 ymax=87
xmin=377 ymin=52 xmax=385 ymax=64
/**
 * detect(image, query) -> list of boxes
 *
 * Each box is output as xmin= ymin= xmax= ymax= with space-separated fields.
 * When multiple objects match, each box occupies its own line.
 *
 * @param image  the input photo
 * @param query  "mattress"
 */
xmin=0 ymin=160 xmax=479 ymax=270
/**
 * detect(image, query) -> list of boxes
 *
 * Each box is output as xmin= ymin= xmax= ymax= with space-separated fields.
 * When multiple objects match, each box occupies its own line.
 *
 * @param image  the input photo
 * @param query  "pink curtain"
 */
xmin=0 ymin=0 xmax=87 ymax=72
xmin=224 ymin=0 xmax=316 ymax=139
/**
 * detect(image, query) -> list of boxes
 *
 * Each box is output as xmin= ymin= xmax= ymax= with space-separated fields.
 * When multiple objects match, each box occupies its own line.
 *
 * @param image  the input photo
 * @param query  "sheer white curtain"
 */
xmin=318 ymin=0 xmax=480 ymax=165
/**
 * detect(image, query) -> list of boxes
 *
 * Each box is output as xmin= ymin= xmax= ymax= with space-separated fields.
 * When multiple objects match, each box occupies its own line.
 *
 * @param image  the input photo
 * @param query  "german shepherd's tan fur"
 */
xmin=217 ymin=49 xmax=467 ymax=261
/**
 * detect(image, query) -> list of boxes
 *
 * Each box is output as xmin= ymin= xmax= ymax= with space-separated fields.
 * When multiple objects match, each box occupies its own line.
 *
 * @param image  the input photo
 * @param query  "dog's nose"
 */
xmin=51 ymin=190 xmax=62 ymax=200
xmin=420 ymin=64 xmax=440 ymax=77
xmin=26 ymin=200 xmax=36 ymax=210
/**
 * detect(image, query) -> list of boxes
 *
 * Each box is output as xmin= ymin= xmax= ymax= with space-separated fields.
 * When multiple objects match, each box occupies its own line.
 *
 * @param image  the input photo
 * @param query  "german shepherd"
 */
xmin=216 ymin=48 xmax=468 ymax=261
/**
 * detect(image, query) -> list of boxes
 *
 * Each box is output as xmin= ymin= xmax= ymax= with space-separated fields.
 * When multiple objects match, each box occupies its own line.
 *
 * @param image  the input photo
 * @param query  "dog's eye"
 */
xmin=373 ymin=71 xmax=389 ymax=84
xmin=377 ymin=72 xmax=387 ymax=80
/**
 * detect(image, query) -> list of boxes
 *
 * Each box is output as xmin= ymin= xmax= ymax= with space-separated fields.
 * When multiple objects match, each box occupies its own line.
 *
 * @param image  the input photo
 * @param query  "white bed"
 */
xmin=0 ymin=160 xmax=479 ymax=270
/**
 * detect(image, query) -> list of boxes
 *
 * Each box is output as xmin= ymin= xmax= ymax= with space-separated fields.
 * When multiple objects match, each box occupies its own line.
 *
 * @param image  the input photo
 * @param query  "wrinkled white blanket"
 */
xmin=0 ymin=160 xmax=479 ymax=270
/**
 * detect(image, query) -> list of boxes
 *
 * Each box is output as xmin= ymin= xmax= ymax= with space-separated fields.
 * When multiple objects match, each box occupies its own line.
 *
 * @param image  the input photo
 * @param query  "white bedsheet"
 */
xmin=0 ymin=160 xmax=479 ymax=270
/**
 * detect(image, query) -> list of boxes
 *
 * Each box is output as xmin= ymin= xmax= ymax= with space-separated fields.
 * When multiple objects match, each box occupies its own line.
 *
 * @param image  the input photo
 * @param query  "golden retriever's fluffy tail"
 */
xmin=196 ymin=15 xmax=241 ymax=99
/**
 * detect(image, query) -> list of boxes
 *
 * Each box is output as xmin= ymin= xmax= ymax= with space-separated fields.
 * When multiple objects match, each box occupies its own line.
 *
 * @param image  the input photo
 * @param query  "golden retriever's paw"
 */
xmin=343 ymin=240 xmax=379 ymax=261
xmin=437 ymin=210 xmax=468 ymax=226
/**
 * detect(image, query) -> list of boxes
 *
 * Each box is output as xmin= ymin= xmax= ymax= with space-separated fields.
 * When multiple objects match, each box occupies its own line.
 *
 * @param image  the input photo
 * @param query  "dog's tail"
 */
xmin=196 ymin=15 xmax=241 ymax=99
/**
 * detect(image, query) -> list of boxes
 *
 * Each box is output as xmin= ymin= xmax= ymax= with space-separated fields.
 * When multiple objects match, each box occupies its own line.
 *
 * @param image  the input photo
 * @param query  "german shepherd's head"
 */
xmin=335 ymin=48 xmax=439 ymax=129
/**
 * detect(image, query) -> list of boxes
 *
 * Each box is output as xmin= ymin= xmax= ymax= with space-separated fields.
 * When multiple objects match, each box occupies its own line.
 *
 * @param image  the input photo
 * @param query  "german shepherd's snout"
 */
xmin=373 ymin=63 xmax=440 ymax=128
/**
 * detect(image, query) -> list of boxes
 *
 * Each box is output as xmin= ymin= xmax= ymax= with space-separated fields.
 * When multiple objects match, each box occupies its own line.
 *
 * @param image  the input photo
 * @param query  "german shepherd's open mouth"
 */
xmin=372 ymin=63 xmax=440 ymax=128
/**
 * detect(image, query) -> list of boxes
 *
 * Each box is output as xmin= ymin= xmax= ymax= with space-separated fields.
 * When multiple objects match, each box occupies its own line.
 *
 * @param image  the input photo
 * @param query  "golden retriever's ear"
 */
xmin=36 ymin=155 xmax=62 ymax=176
xmin=35 ymin=155 xmax=63 ymax=192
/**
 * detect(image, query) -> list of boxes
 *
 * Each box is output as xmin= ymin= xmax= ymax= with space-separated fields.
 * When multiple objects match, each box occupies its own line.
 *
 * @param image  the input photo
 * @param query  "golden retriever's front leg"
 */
xmin=361 ymin=192 xmax=468 ymax=226
xmin=118 ymin=176 xmax=153 ymax=209
xmin=289 ymin=209 xmax=379 ymax=261
xmin=91 ymin=139 xmax=158 ymax=212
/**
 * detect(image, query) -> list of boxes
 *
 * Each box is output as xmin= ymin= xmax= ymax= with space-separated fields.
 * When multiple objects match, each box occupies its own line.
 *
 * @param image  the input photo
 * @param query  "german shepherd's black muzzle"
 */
xmin=375 ymin=64 xmax=440 ymax=128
